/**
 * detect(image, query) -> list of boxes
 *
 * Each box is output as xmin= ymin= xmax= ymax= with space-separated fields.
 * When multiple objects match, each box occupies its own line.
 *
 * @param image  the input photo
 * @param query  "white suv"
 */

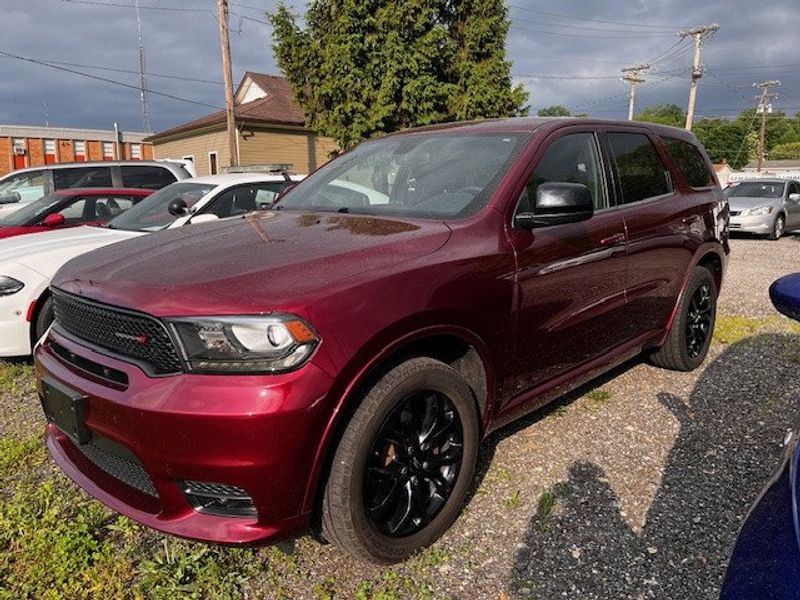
xmin=0 ymin=173 xmax=303 ymax=356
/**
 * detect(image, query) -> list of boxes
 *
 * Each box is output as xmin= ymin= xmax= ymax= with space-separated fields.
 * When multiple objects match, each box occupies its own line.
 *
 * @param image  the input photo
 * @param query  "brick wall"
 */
xmin=0 ymin=135 xmax=155 ymax=176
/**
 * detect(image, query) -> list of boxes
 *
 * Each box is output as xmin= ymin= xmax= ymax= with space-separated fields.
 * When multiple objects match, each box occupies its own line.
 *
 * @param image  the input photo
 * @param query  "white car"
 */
xmin=0 ymin=172 xmax=303 ymax=356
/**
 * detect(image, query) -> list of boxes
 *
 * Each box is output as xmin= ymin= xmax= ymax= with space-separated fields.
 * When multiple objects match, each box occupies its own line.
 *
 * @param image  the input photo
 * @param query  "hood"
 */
xmin=727 ymin=196 xmax=782 ymax=211
xmin=54 ymin=211 xmax=452 ymax=316
xmin=0 ymin=226 xmax=143 ymax=277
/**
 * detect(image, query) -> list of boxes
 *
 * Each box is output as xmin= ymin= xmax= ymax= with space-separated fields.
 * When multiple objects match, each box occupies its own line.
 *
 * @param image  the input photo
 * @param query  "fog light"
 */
xmin=181 ymin=480 xmax=257 ymax=518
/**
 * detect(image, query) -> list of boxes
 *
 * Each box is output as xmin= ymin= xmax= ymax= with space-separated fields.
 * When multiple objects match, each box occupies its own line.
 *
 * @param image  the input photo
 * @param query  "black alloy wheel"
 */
xmin=363 ymin=391 xmax=463 ymax=538
xmin=685 ymin=282 xmax=713 ymax=359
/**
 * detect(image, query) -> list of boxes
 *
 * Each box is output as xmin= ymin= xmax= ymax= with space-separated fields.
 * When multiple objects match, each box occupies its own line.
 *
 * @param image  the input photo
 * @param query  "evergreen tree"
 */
xmin=270 ymin=0 xmax=528 ymax=149
xmin=537 ymin=105 xmax=572 ymax=117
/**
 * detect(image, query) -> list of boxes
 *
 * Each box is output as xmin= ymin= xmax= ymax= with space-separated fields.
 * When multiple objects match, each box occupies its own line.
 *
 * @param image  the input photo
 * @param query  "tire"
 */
xmin=769 ymin=214 xmax=785 ymax=240
xmin=321 ymin=357 xmax=479 ymax=564
xmin=649 ymin=266 xmax=717 ymax=372
xmin=33 ymin=296 xmax=54 ymax=344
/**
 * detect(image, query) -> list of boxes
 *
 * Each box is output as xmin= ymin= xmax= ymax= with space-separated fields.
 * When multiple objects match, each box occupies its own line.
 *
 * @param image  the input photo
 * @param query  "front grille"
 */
xmin=729 ymin=210 xmax=741 ymax=217
xmin=52 ymin=289 xmax=182 ymax=375
xmin=50 ymin=339 xmax=129 ymax=387
xmin=76 ymin=437 xmax=158 ymax=498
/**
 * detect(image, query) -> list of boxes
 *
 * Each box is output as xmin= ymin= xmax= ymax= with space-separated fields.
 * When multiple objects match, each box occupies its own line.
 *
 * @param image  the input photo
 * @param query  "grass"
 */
xmin=536 ymin=491 xmax=556 ymax=532
xmin=0 ymin=361 xmax=34 ymax=394
xmin=585 ymin=389 xmax=611 ymax=403
xmin=713 ymin=315 xmax=800 ymax=345
xmin=504 ymin=489 xmax=522 ymax=509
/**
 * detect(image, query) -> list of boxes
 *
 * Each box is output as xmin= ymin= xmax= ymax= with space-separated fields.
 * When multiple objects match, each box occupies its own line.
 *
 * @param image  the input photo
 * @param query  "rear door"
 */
xmin=509 ymin=128 xmax=629 ymax=397
xmin=603 ymin=129 xmax=700 ymax=340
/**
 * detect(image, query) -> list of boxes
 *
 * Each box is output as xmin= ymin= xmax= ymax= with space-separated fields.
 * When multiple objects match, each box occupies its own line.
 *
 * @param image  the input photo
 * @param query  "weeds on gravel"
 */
xmin=0 ymin=361 xmax=33 ymax=394
xmin=585 ymin=388 xmax=611 ymax=407
xmin=536 ymin=490 xmax=556 ymax=531
xmin=504 ymin=489 xmax=522 ymax=509
xmin=714 ymin=315 xmax=800 ymax=345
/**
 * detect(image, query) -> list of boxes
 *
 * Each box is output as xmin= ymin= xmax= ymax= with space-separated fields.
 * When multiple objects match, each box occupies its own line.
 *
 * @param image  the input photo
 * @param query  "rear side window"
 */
xmin=607 ymin=133 xmax=671 ymax=204
xmin=663 ymin=137 xmax=714 ymax=188
xmin=120 ymin=165 xmax=177 ymax=190
xmin=52 ymin=167 xmax=113 ymax=189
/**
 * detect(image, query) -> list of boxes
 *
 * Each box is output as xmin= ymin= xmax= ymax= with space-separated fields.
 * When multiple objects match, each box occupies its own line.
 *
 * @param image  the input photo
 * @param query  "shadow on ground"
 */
xmin=507 ymin=333 xmax=800 ymax=599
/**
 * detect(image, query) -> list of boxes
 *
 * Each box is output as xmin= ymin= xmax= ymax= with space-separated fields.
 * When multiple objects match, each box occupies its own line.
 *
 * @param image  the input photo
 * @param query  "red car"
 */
xmin=0 ymin=188 xmax=152 ymax=238
xmin=36 ymin=118 xmax=728 ymax=563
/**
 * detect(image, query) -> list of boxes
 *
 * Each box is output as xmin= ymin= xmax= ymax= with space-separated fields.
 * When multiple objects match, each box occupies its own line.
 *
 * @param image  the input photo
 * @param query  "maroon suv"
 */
xmin=35 ymin=118 xmax=728 ymax=563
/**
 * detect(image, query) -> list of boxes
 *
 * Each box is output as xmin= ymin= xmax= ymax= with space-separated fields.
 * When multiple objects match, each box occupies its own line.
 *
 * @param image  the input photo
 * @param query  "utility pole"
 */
xmin=679 ymin=23 xmax=719 ymax=131
xmin=754 ymin=80 xmax=780 ymax=172
xmin=217 ymin=0 xmax=239 ymax=167
xmin=622 ymin=64 xmax=650 ymax=121
xmin=134 ymin=0 xmax=151 ymax=133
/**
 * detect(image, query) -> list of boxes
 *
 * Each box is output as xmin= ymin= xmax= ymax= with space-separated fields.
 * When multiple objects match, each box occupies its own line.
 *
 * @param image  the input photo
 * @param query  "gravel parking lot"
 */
xmin=2 ymin=235 xmax=799 ymax=599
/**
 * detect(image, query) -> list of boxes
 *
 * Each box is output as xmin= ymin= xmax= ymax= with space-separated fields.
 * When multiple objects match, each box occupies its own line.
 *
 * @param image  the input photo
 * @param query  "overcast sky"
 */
xmin=2 ymin=0 xmax=799 ymax=134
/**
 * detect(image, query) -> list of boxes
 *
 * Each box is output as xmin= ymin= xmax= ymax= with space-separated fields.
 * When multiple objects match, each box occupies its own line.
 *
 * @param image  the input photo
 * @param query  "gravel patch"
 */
xmin=2 ymin=236 xmax=799 ymax=599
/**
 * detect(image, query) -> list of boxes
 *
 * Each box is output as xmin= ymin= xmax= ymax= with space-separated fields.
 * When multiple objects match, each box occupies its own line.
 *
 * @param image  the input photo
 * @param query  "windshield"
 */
xmin=725 ymin=181 xmax=785 ymax=199
xmin=276 ymin=133 xmax=527 ymax=219
xmin=108 ymin=181 xmax=215 ymax=232
xmin=0 ymin=193 xmax=64 ymax=227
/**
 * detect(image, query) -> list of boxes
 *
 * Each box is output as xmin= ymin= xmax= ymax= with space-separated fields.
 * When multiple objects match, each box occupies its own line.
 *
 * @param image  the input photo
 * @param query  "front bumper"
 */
xmin=728 ymin=212 xmax=774 ymax=234
xmin=35 ymin=327 xmax=335 ymax=545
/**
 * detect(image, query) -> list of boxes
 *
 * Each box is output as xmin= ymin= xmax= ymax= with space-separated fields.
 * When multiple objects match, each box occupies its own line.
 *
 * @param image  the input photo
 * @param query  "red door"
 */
xmin=505 ymin=130 xmax=629 ymax=408
xmin=13 ymin=153 xmax=25 ymax=170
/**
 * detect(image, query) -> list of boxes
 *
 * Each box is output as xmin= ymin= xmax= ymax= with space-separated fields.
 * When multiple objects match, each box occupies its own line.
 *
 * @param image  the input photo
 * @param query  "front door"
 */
xmin=786 ymin=181 xmax=800 ymax=229
xmin=508 ymin=130 xmax=628 ymax=403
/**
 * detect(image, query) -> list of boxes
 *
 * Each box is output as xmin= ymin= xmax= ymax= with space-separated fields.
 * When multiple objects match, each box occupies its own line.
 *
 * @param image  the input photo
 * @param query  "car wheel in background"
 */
xmin=769 ymin=214 xmax=785 ymax=240
xmin=34 ymin=297 xmax=54 ymax=343
xmin=649 ymin=265 xmax=717 ymax=371
xmin=321 ymin=357 xmax=479 ymax=564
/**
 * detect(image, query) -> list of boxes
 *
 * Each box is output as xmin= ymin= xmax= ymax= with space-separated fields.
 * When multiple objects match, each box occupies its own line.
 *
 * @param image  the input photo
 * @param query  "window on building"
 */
xmin=209 ymin=151 xmax=218 ymax=175
xmin=102 ymin=142 xmax=115 ymax=160
xmin=607 ymin=133 xmax=671 ymax=204
xmin=120 ymin=165 xmax=178 ymax=189
xmin=44 ymin=139 xmax=57 ymax=164
xmin=662 ymin=137 xmax=715 ymax=188
xmin=74 ymin=140 xmax=86 ymax=162
xmin=130 ymin=144 xmax=142 ymax=160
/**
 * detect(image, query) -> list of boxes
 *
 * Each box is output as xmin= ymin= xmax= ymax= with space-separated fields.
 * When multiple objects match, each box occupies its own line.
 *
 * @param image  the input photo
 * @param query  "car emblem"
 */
xmin=115 ymin=332 xmax=149 ymax=345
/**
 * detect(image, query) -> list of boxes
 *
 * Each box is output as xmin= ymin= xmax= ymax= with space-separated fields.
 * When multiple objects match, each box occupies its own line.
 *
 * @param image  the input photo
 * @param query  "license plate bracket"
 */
xmin=41 ymin=377 xmax=90 ymax=445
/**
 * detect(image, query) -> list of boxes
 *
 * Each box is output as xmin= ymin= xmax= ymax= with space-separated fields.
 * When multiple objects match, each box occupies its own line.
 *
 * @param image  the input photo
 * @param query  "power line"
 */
xmin=0 ymin=49 xmax=222 ymax=109
xmin=507 ymin=4 xmax=681 ymax=30
xmin=0 ymin=58 xmax=224 ymax=84
xmin=60 ymin=0 xmax=213 ymax=13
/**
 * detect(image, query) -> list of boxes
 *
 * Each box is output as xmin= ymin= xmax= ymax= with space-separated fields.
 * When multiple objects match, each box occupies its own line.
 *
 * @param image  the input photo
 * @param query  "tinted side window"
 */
xmin=52 ymin=167 xmax=113 ymax=189
xmin=663 ymin=137 xmax=714 ymax=188
xmin=607 ymin=133 xmax=670 ymax=204
xmin=208 ymin=184 xmax=286 ymax=218
xmin=120 ymin=166 xmax=177 ymax=190
xmin=789 ymin=182 xmax=800 ymax=196
xmin=521 ymin=132 xmax=606 ymax=212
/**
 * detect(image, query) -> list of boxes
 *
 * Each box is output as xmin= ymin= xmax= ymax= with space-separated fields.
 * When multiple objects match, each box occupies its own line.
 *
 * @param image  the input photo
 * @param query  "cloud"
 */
xmin=1 ymin=0 xmax=798 ymax=134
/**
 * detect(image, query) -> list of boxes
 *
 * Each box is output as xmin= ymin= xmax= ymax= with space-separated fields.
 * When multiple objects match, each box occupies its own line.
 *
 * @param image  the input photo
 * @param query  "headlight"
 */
xmin=744 ymin=206 xmax=773 ymax=216
xmin=168 ymin=315 xmax=319 ymax=373
xmin=0 ymin=276 xmax=24 ymax=296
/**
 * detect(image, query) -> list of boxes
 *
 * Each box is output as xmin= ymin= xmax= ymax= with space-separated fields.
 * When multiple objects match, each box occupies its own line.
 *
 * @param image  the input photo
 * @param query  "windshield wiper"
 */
xmin=337 ymin=207 xmax=350 ymax=213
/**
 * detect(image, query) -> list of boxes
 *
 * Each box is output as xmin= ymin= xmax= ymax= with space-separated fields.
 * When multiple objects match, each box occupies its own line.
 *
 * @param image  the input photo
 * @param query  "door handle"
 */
xmin=600 ymin=232 xmax=626 ymax=246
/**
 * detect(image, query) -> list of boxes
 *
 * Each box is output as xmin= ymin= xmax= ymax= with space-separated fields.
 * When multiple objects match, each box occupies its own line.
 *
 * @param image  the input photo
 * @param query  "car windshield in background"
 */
xmin=108 ymin=182 xmax=215 ymax=232
xmin=276 ymin=133 xmax=528 ymax=219
xmin=0 ymin=193 xmax=64 ymax=227
xmin=726 ymin=182 xmax=784 ymax=198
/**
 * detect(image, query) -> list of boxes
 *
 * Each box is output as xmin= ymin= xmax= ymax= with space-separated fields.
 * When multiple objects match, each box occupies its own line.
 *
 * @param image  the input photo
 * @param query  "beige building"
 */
xmin=146 ymin=73 xmax=337 ymax=176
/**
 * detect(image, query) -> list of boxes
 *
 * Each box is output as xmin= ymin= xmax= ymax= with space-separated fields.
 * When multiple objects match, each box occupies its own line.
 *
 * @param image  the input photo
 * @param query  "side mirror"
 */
xmin=770 ymin=273 xmax=800 ymax=321
xmin=188 ymin=213 xmax=219 ymax=225
xmin=42 ymin=213 xmax=66 ymax=227
xmin=168 ymin=198 xmax=188 ymax=216
xmin=0 ymin=192 xmax=21 ymax=205
xmin=789 ymin=193 xmax=800 ymax=202
xmin=515 ymin=182 xmax=594 ymax=229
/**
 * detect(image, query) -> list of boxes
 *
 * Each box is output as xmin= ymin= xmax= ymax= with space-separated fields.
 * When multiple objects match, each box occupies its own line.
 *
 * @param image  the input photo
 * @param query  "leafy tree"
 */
xmin=634 ymin=104 xmax=685 ymax=128
xmin=770 ymin=141 xmax=800 ymax=160
xmin=270 ymin=0 xmax=528 ymax=149
xmin=537 ymin=105 xmax=571 ymax=117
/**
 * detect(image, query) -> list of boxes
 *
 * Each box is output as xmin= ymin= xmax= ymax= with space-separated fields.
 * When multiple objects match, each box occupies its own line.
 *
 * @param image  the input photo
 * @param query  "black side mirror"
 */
xmin=168 ymin=198 xmax=188 ymax=216
xmin=515 ymin=182 xmax=594 ymax=229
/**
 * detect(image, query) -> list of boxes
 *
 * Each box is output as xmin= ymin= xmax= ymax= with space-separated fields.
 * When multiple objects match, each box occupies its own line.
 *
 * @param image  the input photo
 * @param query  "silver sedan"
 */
xmin=726 ymin=179 xmax=800 ymax=240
